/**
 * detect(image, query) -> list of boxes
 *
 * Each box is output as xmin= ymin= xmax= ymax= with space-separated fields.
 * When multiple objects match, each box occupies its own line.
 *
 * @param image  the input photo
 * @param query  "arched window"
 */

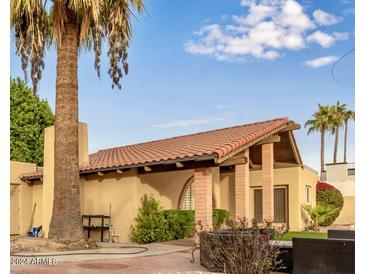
xmin=178 ymin=176 xmax=216 ymax=210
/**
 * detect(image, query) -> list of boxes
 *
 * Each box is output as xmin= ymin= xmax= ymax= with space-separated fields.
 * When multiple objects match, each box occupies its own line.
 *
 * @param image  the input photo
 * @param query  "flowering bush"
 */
xmin=316 ymin=181 xmax=344 ymax=226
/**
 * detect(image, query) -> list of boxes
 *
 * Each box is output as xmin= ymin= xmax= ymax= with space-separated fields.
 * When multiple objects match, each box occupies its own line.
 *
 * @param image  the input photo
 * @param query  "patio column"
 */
xmin=194 ymin=167 xmax=213 ymax=245
xmin=262 ymin=143 xmax=274 ymax=222
xmin=235 ymin=149 xmax=250 ymax=221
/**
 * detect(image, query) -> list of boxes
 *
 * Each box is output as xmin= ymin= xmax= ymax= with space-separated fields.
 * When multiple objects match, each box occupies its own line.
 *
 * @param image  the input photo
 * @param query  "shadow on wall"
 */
xmin=301 ymin=206 xmax=312 ymax=230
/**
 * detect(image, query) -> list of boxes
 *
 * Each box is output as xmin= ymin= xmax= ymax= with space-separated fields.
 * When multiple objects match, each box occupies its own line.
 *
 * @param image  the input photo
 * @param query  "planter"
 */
xmin=200 ymin=229 xmax=286 ymax=273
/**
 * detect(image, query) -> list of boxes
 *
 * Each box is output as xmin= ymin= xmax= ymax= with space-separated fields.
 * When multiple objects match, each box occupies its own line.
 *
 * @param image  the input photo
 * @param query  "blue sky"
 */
xmin=10 ymin=0 xmax=355 ymax=171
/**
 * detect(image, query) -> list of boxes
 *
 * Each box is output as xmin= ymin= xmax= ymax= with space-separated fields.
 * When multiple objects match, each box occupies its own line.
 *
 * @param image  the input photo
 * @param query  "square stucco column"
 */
xmin=194 ymin=167 xmax=213 ymax=245
xmin=262 ymin=143 xmax=274 ymax=222
xmin=235 ymin=149 xmax=250 ymax=220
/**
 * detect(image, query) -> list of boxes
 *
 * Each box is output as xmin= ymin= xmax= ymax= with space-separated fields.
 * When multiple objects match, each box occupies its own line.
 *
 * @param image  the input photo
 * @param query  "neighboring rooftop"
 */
xmin=21 ymin=117 xmax=299 ymax=180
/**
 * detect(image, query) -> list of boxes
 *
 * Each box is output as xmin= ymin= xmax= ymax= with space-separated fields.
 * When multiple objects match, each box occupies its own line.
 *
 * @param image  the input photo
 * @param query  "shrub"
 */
xmin=130 ymin=194 xmax=232 ymax=244
xmin=162 ymin=210 xmax=195 ymax=239
xmin=200 ymin=218 xmax=285 ymax=273
xmin=316 ymin=181 xmax=344 ymax=226
xmin=130 ymin=194 xmax=170 ymax=244
xmin=302 ymin=203 xmax=339 ymax=231
xmin=161 ymin=208 xmax=231 ymax=239
xmin=213 ymin=209 xmax=231 ymax=229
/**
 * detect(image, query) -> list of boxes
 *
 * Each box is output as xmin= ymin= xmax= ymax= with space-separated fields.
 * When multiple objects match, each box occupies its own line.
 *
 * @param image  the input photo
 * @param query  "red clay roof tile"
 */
xmin=20 ymin=118 xmax=289 ymax=180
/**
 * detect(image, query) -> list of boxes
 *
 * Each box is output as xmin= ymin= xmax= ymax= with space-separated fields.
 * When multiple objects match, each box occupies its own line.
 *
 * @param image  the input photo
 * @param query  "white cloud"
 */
xmin=307 ymin=31 xmax=349 ymax=48
xmin=313 ymin=9 xmax=342 ymax=25
xmin=304 ymin=56 xmax=338 ymax=68
xmin=184 ymin=0 xmax=348 ymax=63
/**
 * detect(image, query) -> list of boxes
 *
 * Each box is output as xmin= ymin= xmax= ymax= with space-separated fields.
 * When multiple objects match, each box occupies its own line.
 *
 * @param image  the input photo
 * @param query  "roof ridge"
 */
xmin=95 ymin=117 xmax=288 ymax=153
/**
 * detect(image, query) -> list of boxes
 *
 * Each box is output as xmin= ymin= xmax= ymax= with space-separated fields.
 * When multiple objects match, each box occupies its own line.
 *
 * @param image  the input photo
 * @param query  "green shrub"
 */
xmin=162 ymin=210 xmax=195 ymax=239
xmin=130 ymin=194 xmax=232 ymax=244
xmin=316 ymin=182 xmax=344 ymax=226
xmin=130 ymin=194 xmax=170 ymax=244
xmin=302 ymin=203 xmax=339 ymax=231
xmin=161 ymin=208 xmax=231 ymax=239
xmin=213 ymin=209 xmax=231 ymax=229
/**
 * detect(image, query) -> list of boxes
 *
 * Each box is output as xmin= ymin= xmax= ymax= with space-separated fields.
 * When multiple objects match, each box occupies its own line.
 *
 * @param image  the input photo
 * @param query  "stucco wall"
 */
xmin=79 ymin=168 xmax=222 ymax=243
xmin=10 ymin=161 xmax=42 ymax=235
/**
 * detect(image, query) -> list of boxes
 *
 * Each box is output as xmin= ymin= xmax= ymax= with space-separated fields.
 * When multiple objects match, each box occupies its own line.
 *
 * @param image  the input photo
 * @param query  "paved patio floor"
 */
xmin=11 ymin=242 xmax=211 ymax=274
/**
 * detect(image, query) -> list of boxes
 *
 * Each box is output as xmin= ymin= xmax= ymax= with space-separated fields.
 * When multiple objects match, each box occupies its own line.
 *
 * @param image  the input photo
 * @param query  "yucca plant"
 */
xmin=11 ymin=0 xmax=145 ymax=243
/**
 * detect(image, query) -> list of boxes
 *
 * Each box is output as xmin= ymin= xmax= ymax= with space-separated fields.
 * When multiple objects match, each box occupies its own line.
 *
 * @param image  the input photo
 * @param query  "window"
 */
xmin=178 ymin=177 xmax=216 ymax=210
xmin=253 ymin=187 xmax=288 ymax=224
xmin=181 ymin=182 xmax=195 ymax=210
xmin=305 ymin=186 xmax=311 ymax=204
xmin=254 ymin=189 xmax=263 ymax=222
xmin=274 ymin=187 xmax=287 ymax=223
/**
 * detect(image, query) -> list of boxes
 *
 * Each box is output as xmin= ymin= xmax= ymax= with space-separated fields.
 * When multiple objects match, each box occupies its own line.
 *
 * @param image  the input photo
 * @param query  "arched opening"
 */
xmin=178 ymin=176 xmax=216 ymax=210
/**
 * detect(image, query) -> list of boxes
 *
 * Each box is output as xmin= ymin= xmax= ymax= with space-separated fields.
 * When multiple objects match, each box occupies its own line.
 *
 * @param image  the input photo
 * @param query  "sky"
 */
xmin=10 ymin=0 xmax=355 ymax=172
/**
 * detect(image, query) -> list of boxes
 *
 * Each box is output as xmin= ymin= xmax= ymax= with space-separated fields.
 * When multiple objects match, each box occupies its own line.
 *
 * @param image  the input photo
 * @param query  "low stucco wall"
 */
xmin=10 ymin=161 xmax=42 ymax=235
xmin=334 ymin=196 xmax=355 ymax=225
xmin=326 ymin=180 xmax=355 ymax=225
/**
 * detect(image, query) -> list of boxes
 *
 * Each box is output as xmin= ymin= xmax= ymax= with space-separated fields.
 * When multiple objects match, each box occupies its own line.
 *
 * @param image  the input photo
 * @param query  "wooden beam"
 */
xmin=138 ymin=159 xmax=217 ymax=174
xmin=97 ymin=171 xmax=104 ymax=176
xmin=144 ymin=166 xmax=152 ymax=172
xmin=249 ymin=158 xmax=262 ymax=169
xmin=256 ymin=135 xmax=281 ymax=145
xmin=288 ymin=131 xmax=302 ymax=165
xmin=220 ymin=152 xmax=248 ymax=166
xmin=274 ymin=161 xmax=300 ymax=168
xmin=176 ymin=162 xmax=184 ymax=168
xmin=280 ymin=123 xmax=301 ymax=132
xmin=116 ymin=169 xmax=124 ymax=174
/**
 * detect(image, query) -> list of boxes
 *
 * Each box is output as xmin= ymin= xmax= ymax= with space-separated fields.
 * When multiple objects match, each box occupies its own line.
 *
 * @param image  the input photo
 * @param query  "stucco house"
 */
xmin=323 ymin=162 xmax=355 ymax=226
xmin=10 ymin=118 xmax=318 ymax=243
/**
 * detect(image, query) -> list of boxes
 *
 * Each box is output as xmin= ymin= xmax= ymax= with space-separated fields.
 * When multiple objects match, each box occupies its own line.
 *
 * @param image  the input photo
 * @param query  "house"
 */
xmin=323 ymin=162 xmax=355 ymax=226
xmin=10 ymin=118 xmax=319 ymax=242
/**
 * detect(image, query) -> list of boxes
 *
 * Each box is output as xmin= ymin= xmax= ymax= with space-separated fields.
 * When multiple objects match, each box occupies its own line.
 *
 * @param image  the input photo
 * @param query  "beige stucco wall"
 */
xmin=325 ymin=165 xmax=355 ymax=226
xmin=10 ymin=161 xmax=43 ymax=235
xmin=79 ymin=167 xmax=222 ymax=243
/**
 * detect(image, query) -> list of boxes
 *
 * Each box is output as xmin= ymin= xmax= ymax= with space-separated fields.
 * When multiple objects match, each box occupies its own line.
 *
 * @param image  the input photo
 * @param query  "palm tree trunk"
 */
xmin=320 ymin=129 xmax=325 ymax=180
xmin=48 ymin=13 xmax=84 ymax=243
xmin=343 ymin=120 xmax=348 ymax=163
xmin=333 ymin=127 xmax=339 ymax=163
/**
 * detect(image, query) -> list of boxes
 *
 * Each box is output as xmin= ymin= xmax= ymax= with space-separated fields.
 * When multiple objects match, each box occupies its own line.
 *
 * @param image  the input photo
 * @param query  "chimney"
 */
xmin=42 ymin=122 xmax=89 ymax=237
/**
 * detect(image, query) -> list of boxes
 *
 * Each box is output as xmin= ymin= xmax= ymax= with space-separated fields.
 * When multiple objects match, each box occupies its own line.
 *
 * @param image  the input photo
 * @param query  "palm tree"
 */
xmin=305 ymin=104 xmax=333 ymax=179
xmin=342 ymin=109 xmax=355 ymax=163
xmin=302 ymin=203 xmax=338 ymax=231
xmin=330 ymin=101 xmax=346 ymax=164
xmin=11 ymin=0 xmax=145 ymax=243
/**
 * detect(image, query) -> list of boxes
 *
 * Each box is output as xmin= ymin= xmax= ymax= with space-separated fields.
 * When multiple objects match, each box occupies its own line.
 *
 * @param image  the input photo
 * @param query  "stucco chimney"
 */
xmin=42 ymin=122 xmax=89 ymax=237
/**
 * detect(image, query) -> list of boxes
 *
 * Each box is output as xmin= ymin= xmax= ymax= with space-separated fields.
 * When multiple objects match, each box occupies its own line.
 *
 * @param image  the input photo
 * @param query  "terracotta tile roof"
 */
xmin=21 ymin=118 xmax=290 ymax=180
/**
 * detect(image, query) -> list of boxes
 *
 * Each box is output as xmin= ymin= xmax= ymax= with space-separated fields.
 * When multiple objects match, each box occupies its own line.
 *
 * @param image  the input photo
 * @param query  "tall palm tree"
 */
xmin=305 ymin=104 xmax=333 ymax=179
xmin=342 ymin=109 xmax=355 ymax=163
xmin=330 ymin=101 xmax=346 ymax=164
xmin=11 ymin=0 xmax=145 ymax=243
